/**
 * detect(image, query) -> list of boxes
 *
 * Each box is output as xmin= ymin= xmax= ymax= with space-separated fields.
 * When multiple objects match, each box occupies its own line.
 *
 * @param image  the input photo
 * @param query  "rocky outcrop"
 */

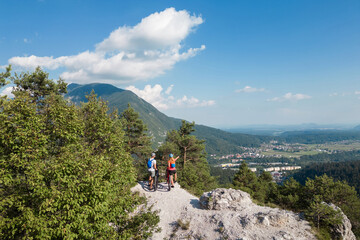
xmin=326 ymin=203 xmax=356 ymax=240
xmin=200 ymin=188 xmax=252 ymax=211
xmin=133 ymin=183 xmax=318 ymax=240
xmin=173 ymin=188 xmax=316 ymax=240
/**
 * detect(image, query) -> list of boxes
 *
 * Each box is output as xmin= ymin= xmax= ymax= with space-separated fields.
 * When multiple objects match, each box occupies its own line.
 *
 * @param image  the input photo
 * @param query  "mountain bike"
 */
xmin=153 ymin=169 xmax=159 ymax=191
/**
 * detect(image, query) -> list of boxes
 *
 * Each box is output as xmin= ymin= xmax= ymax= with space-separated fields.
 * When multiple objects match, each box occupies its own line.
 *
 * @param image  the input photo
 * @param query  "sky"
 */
xmin=1 ymin=0 xmax=360 ymax=128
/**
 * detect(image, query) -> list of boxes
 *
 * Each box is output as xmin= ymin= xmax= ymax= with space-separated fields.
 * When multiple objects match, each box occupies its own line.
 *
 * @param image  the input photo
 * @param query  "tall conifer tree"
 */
xmin=121 ymin=104 xmax=152 ymax=180
xmin=159 ymin=120 xmax=216 ymax=196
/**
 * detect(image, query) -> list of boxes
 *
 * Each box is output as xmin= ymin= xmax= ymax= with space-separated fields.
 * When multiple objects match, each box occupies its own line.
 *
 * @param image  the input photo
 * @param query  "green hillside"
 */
xmin=194 ymin=124 xmax=270 ymax=154
xmin=65 ymin=83 xmax=266 ymax=154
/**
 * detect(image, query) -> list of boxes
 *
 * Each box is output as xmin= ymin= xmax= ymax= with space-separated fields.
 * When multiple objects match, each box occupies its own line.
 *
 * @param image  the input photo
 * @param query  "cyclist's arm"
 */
xmin=174 ymin=156 xmax=180 ymax=161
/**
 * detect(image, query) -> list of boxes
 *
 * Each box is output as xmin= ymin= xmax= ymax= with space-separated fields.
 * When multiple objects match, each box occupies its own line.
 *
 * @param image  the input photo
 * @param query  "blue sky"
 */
xmin=1 ymin=0 xmax=360 ymax=128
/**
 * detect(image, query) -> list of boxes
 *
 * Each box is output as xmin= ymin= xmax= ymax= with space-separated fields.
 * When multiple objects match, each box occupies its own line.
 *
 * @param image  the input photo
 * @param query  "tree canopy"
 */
xmin=0 ymin=67 xmax=159 ymax=239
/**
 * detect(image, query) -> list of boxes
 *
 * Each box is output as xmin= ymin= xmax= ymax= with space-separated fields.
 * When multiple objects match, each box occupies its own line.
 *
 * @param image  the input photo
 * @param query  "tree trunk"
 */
xmin=183 ymin=147 xmax=187 ymax=168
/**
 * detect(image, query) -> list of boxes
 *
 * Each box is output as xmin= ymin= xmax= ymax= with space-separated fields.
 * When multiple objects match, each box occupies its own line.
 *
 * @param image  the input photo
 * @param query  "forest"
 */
xmin=297 ymin=150 xmax=360 ymax=165
xmin=1 ymin=67 xmax=360 ymax=239
xmin=278 ymin=130 xmax=360 ymax=144
xmin=292 ymin=160 xmax=360 ymax=194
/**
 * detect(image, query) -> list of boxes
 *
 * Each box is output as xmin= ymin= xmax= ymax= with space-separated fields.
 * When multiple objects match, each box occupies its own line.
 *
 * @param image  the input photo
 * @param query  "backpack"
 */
xmin=147 ymin=158 xmax=153 ymax=168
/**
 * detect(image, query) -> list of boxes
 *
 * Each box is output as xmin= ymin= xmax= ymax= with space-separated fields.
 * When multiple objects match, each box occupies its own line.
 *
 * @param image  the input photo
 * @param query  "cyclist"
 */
xmin=147 ymin=153 xmax=157 ymax=190
xmin=167 ymin=153 xmax=179 ymax=188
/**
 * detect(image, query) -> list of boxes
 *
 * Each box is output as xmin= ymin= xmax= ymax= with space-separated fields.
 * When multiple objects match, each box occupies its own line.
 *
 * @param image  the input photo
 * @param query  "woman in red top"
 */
xmin=167 ymin=153 xmax=179 ymax=188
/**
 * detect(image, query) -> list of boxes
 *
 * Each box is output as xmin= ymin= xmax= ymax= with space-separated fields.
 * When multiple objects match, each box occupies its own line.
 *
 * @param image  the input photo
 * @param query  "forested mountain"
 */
xmin=66 ymin=83 xmax=266 ymax=154
xmin=278 ymin=130 xmax=360 ymax=144
xmin=193 ymin=124 xmax=271 ymax=153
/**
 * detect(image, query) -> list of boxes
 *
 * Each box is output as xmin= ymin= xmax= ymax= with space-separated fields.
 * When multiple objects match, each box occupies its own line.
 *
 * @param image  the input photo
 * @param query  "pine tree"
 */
xmin=306 ymin=195 xmax=342 ymax=230
xmin=304 ymin=174 xmax=360 ymax=237
xmin=159 ymin=120 xmax=216 ymax=196
xmin=121 ymin=104 xmax=152 ymax=180
xmin=233 ymin=162 xmax=258 ymax=192
xmin=232 ymin=163 xmax=277 ymax=203
xmin=277 ymin=178 xmax=305 ymax=210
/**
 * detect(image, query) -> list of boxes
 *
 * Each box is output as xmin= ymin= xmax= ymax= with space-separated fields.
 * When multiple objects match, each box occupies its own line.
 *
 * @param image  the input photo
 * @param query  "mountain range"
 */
xmin=66 ymin=83 xmax=360 ymax=154
xmin=65 ymin=83 xmax=266 ymax=155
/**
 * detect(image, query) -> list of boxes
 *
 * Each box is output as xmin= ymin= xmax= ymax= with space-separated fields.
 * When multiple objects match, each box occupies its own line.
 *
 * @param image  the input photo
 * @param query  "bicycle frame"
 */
xmin=154 ymin=169 xmax=159 ymax=191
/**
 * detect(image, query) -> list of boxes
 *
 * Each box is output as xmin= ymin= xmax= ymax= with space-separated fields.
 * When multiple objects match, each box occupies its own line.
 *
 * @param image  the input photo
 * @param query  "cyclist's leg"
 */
xmin=149 ymin=170 xmax=155 ymax=190
xmin=166 ymin=169 xmax=169 ymax=184
xmin=168 ymin=174 xmax=172 ymax=191
xmin=170 ymin=171 xmax=175 ymax=187
xmin=148 ymin=170 xmax=152 ymax=189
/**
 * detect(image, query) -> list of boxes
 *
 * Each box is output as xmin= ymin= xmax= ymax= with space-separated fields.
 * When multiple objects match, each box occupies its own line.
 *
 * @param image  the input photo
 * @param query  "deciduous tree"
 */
xmin=0 ymin=67 xmax=159 ymax=239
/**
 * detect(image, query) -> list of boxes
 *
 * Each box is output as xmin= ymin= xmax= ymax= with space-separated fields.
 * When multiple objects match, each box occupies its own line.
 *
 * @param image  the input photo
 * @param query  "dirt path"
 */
xmin=132 ymin=181 xmax=201 ymax=239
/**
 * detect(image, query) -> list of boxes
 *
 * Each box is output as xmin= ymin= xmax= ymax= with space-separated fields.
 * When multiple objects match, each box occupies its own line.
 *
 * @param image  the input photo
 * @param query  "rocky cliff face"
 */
xmin=326 ymin=203 xmax=356 ymax=240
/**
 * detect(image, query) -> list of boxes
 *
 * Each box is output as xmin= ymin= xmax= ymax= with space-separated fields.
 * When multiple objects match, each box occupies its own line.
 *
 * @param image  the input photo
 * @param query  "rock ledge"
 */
xmin=173 ymin=188 xmax=316 ymax=240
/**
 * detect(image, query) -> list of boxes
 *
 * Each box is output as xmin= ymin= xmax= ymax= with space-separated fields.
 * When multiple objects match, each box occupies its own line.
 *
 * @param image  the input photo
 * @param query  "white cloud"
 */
xmin=126 ymin=84 xmax=215 ymax=110
xmin=175 ymin=95 xmax=215 ymax=108
xmin=96 ymin=8 xmax=203 ymax=52
xmin=165 ymin=84 xmax=174 ymax=95
xmin=0 ymin=86 xmax=14 ymax=98
xmin=8 ymin=8 xmax=205 ymax=85
xmin=268 ymin=92 xmax=311 ymax=102
xmin=355 ymin=91 xmax=360 ymax=95
xmin=235 ymin=86 xmax=265 ymax=93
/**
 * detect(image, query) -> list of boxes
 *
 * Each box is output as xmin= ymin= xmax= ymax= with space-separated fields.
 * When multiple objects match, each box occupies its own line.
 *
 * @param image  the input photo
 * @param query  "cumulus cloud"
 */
xmin=96 ymin=8 xmax=203 ymax=52
xmin=126 ymin=84 xmax=215 ymax=110
xmin=0 ymin=86 xmax=14 ymax=98
xmin=7 ymin=8 xmax=205 ymax=84
xmin=268 ymin=93 xmax=311 ymax=102
xmin=235 ymin=86 xmax=265 ymax=93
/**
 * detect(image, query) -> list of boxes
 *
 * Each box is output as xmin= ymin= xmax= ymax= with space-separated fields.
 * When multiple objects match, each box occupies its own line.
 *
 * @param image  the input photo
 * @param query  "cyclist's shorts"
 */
xmin=168 ymin=170 xmax=176 ymax=175
xmin=148 ymin=168 xmax=155 ymax=177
